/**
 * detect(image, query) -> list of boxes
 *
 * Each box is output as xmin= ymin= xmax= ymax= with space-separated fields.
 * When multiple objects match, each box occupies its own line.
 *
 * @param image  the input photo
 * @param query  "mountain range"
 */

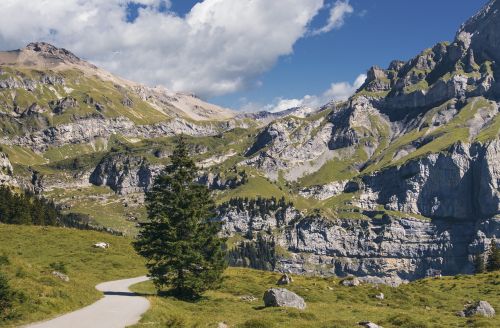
xmin=1 ymin=0 xmax=499 ymax=284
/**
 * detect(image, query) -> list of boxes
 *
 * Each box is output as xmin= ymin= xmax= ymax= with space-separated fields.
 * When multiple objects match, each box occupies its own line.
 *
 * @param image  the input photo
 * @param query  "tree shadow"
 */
xmin=156 ymin=289 xmax=207 ymax=303
xmin=103 ymin=291 xmax=150 ymax=297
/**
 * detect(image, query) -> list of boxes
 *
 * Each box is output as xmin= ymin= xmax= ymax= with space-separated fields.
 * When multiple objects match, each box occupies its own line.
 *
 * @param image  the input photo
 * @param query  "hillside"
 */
xmin=0 ymin=224 xmax=145 ymax=327
xmin=0 ymin=1 xmax=499 ymax=283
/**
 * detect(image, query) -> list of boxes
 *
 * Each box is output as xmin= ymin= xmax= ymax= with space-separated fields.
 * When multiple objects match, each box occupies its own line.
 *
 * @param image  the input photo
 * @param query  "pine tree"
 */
xmin=486 ymin=241 xmax=500 ymax=272
xmin=134 ymin=137 xmax=226 ymax=299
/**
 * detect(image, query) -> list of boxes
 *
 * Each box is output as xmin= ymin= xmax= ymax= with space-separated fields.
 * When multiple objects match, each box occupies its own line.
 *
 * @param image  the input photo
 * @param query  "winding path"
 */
xmin=26 ymin=276 xmax=150 ymax=328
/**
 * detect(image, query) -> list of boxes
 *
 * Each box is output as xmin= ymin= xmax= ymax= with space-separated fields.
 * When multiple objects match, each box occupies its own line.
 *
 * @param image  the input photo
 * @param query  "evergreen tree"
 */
xmin=474 ymin=254 xmax=486 ymax=274
xmin=134 ymin=137 xmax=226 ymax=299
xmin=486 ymin=241 xmax=500 ymax=272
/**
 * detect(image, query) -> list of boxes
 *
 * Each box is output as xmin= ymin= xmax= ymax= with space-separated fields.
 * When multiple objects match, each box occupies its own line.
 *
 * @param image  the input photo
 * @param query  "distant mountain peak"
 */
xmin=24 ymin=42 xmax=82 ymax=64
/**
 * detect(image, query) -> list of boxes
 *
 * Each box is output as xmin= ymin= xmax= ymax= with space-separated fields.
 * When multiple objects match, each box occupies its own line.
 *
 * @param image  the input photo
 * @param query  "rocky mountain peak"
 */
xmin=24 ymin=42 xmax=84 ymax=65
xmin=458 ymin=0 xmax=500 ymax=64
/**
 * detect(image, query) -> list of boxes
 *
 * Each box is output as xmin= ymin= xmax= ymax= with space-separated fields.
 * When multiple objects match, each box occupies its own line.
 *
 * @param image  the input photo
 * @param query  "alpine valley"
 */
xmin=1 ymin=0 xmax=500 ymax=288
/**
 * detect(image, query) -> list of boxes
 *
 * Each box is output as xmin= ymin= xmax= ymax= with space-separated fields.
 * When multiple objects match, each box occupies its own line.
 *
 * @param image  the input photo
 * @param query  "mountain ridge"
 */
xmin=0 ymin=0 xmax=499 ymax=282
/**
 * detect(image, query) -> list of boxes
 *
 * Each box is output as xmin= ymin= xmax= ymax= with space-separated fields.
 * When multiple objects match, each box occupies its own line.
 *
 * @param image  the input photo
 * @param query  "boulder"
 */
xmin=93 ymin=242 xmax=109 ymax=249
xmin=341 ymin=277 xmax=360 ymax=287
xmin=375 ymin=293 xmax=384 ymax=300
xmin=461 ymin=301 xmax=496 ymax=318
xmin=263 ymin=288 xmax=306 ymax=310
xmin=277 ymin=273 xmax=293 ymax=285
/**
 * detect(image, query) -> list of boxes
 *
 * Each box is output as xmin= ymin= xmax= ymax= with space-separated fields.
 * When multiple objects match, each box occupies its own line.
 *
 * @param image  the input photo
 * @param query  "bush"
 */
xmin=49 ymin=261 xmax=68 ymax=274
xmin=0 ymin=272 xmax=14 ymax=319
xmin=387 ymin=314 xmax=429 ymax=328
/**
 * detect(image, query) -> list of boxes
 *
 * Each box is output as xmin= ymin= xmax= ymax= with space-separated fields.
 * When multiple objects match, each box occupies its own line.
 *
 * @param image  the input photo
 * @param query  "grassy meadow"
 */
xmin=131 ymin=268 xmax=500 ymax=328
xmin=0 ymin=224 xmax=146 ymax=327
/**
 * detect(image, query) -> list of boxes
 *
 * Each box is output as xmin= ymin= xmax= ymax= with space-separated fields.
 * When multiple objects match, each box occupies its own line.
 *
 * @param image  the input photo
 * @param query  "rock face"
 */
xmin=459 ymin=0 xmax=500 ymax=65
xmin=263 ymin=288 xmax=306 ymax=310
xmin=90 ymin=154 xmax=160 ymax=195
xmin=0 ymin=152 xmax=16 ymax=186
xmin=361 ymin=140 xmax=500 ymax=220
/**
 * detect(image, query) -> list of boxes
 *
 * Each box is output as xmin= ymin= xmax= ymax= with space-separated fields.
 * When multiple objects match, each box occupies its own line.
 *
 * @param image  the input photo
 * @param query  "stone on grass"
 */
xmin=375 ymin=293 xmax=384 ymax=300
xmin=263 ymin=288 xmax=306 ymax=310
xmin=358 ymin=322 xmax=382 ymax=328
xmin=460 ymin=301 xmax=495 ymax=318
xmin=52 ymin=271 xmax=70 ymax=282
xmin=341 ymin=277 xmax=360 ymax=287
xmin=93 ymin=242 xmax=109 ymax=249
xmin=217 ymin=322 xmax=228 ymax=328
xmin=277 ymin=273 xmax=293 ymax=285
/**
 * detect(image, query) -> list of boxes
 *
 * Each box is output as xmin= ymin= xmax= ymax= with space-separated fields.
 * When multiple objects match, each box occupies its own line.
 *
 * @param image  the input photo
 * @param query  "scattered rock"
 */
xmin=93 ymin=242 xmax=109 ymax=249
xmin=240 ymin=295 xmax=257 ymax=302
xmin=277 ymin=273 xmax=293 ymax=285
xmin=341 ymin=277 xmax=360 ymax=287
xmin=461 ymin=301 xmax=496 ymax=318
xmin=263 ymin=288 xmax=306 ymax=310
xmin=375 ymin=293 xmax=384 ymax=300
xmin=359 ymin=322 xmax=383 ymax=328
xmin=52 ymin=271 xmax=70 ymax=282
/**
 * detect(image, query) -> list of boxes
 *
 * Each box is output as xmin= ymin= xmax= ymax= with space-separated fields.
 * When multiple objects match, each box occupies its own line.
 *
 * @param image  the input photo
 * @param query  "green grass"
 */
xmin=0 ymin=145 xmax=47 ymax=166
xmin=130 ymin=268 xmax=500 ymax=328
xmin=0 ymin=224 xmax=146 ymax=327
xmin=45 ymin=186 xmax=145 ymax=235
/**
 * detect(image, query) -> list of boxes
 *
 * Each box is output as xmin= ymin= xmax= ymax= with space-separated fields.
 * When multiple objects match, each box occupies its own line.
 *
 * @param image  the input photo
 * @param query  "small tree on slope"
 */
xmin=134 ymin=137 xmax=226 ymax=299
xmin=486 ymin=241 xmax=500 ymax=272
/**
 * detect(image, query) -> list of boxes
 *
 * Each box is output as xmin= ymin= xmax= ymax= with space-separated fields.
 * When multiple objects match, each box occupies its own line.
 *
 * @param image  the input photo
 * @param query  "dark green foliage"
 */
xmin=0 ymin=186 xmax=59 ymax=226
xmin=486 ymin=242 xmax=500 ymax=272
xmin=134 ymin=137 xmax=226 ymax=299
xmin=475 ymin=254 xmax=486 ymax=274
xmin=228 ymin=234 xmax=276 ymax=271
xmin=0 ymin=271 xmax=14 ymax=319
xmin=238 ymin=318 xmax=275 ymax=328
xmin=49 ymin=262 xmax=68 ymax=274
xmin=219 ymin=196 xmax=292 ymax=226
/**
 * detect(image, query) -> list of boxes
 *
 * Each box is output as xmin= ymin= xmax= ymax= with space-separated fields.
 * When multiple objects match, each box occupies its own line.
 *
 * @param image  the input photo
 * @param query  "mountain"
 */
xmin=1 ymin=1 xmax=499 ymax=284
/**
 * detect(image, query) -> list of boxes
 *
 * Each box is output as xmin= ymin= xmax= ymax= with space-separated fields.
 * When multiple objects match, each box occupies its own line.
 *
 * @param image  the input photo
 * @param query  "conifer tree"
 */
xmin=486 ymin=241 xmax=500 ymax=272
xmin=134 ymin=137 xmax=226 ymax=298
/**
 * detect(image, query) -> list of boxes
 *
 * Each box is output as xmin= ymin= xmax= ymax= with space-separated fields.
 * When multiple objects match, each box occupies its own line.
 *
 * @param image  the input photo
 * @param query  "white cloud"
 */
xmin=0 ymin=0 xmax=327 ymax=98
xmin=257 ymin=74 xmax=366 ymax=113
xmin=311 ymin=0 xmax=353 ymax=36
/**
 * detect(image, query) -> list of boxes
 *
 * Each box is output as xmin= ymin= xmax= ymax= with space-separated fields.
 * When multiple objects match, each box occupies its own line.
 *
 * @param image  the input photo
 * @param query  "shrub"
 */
xmin=49 ymin=261 xmax=68 ymax=274
xmin=0 ymin=272 xmax=14 ymax=319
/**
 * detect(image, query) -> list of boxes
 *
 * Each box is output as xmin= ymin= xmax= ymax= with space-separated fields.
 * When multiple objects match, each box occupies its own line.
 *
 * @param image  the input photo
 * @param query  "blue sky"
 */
xmin=0 ymin=0 xmax=488 ymax=112
xmin=210 ymin=0 xmax=486 ymax=110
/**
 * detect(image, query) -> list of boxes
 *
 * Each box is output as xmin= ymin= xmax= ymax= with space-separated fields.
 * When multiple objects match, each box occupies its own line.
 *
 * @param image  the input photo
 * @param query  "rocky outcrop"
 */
xmin=89 ymin=154 xmax=160 ymax=195
xmin=0 ymin=152 xmax=16 ymax=186
xmin=459 ymin=0 xmax=500 ymax=65
xmin=4 ymin=117 xmax=224 ymax=152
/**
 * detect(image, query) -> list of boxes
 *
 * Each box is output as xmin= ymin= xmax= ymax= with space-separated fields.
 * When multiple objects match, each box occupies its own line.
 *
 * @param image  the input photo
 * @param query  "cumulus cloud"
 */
xmin=260 ymin=74 xmax=366 ymax=113
xmin=310 ymin=0 xmax=353 ymax=36
xmin=0 ymin=0 xmax=330 ymax=98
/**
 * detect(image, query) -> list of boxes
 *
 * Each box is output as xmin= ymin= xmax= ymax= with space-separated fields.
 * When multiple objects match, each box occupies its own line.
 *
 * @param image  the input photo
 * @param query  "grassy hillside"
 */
xmin=0 ymin=224 xmax=145 ymax=327
xmin=131 ymin=268 xmax=500 ymax=328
